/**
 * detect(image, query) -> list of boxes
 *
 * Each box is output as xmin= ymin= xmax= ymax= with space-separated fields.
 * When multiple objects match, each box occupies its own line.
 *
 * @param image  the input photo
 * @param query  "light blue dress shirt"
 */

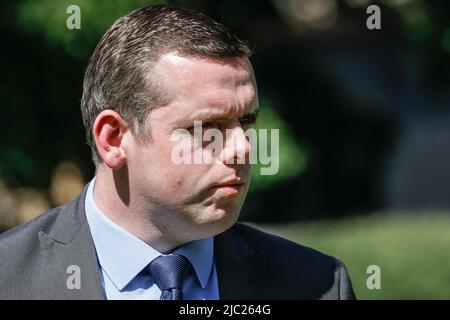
xmin=84 ymin=178 xmax=220 ymax=300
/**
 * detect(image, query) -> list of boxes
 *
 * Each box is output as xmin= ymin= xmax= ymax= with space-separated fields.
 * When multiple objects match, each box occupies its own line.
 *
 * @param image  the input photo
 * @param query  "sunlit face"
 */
xmin=126 ymin=53 xmax=259 ymax=242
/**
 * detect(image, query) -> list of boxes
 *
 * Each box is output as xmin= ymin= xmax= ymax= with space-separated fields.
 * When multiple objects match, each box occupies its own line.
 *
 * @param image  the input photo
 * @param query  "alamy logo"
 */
xmin=66 ymin=5 xmax=81 ymax=30
xmin=170 ymin=121 xmax=279 ymax=175
xmin=366 ymin=265 xmax=381 ymax=290
xmin=66 ymin=265 xmax=81 ymax=290
xmin=366 ymin=5 xmax=381 ymax=30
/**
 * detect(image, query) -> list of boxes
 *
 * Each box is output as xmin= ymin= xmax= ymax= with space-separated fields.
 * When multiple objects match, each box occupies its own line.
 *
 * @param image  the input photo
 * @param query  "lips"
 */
xmin=213 ymin=178 xmax=246 ymax=188
xmin=211 ymin=178 xmax=246 ymax=196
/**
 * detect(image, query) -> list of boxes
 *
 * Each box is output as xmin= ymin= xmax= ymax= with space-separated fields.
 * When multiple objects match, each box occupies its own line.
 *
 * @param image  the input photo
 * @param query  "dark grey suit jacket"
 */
xmin=0 ymin=185 xmax=355 ymax=300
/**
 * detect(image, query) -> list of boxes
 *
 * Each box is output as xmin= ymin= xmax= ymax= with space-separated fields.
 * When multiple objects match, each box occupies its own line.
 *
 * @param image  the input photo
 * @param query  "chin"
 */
xmin=195 ymin=206 xmax=240 ymax=237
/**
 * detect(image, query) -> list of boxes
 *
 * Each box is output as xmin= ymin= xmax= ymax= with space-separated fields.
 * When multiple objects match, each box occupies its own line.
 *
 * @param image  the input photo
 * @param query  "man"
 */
xmin=0 ymin=4 xmax=355 ymax=300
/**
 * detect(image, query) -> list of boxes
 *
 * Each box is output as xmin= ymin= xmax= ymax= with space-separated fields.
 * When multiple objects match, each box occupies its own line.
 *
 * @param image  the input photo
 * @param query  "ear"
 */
xmin=93 ymin=110 xmax=129 ymax=169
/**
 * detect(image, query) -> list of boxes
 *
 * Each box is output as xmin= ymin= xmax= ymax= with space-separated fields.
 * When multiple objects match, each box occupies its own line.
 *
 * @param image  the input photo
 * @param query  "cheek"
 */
xmin=166 ymin=164 xmax=210 ymax=191
xmin=136 ymin=140 xmax=210 ymax=194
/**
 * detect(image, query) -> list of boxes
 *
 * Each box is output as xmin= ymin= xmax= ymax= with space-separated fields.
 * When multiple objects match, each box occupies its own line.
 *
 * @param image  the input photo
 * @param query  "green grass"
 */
xmin=255 ymin=212 xmax=450 ymax=299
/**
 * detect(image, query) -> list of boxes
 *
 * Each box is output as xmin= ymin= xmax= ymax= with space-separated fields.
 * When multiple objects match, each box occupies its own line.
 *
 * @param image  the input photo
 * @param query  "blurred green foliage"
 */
xmin=250 ymin=98 xmax=307 ymax=192
xmin=261 ymin=213 xmax=450 ymax=299
xmin=400 ymin=0 xmax=433 ymax=45
xmin=16 ymin=0 xmax=166 ymax=58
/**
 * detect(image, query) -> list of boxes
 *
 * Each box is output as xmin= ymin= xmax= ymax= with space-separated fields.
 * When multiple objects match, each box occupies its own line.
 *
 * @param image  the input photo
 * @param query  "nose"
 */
xmin=220 ymin=121 xmax=251 ymax=165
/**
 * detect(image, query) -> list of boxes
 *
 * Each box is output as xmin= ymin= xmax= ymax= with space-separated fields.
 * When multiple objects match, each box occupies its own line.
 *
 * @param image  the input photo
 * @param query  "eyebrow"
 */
xmin=185 ymin=105 xmax=260 ymax=124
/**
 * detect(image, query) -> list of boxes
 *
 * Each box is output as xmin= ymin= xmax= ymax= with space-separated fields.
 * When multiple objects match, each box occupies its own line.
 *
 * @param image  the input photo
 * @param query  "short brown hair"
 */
xmin=81 ymin=4 xmax=252 ymax=166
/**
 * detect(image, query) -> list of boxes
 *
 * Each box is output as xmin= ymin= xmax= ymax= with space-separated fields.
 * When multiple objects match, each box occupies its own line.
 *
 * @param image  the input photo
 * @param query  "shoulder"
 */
xmin=0 ymin=184 xmax=88 ymax=253
xmin=227 ymin=222 xmax=355 ymax=299
xmin=0 ymin=206 xmax=62 ymax=251
xmin=230 ymin=222 xmax=337 ymax=265
xmin=0 ymin=206 xmax=64 ymax=292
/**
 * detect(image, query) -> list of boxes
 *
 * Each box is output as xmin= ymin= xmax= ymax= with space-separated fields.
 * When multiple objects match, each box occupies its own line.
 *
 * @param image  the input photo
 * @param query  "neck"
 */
xmin=93 ymin=165 xmax=185 ymax=253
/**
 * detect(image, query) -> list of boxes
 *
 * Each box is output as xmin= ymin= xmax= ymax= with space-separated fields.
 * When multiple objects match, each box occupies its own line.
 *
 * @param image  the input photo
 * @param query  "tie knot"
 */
xmin=149 ymin=254 xmax=191 ymax=292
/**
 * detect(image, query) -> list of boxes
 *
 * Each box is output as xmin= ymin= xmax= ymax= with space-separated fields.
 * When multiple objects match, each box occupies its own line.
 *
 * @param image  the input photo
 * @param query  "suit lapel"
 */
xmin=214 ymin=225 xmax=269 ymax=299
xmin=39 ymin=185 xmax=105 ymax=299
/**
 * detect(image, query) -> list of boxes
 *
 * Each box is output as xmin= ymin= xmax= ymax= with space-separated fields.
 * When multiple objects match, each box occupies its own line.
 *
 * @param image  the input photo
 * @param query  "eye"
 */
xmin=201 ymin=122 xmax=217 ymax=129
xmin=187 ymin=121 xmax=218 ymax=132
xmin=239 ymin=115 xmax=257 ymax=125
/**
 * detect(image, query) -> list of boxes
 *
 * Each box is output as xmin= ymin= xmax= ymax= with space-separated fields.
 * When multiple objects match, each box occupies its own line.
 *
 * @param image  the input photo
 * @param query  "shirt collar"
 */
xmin=84 ymin=178 xmax=214 ymax=291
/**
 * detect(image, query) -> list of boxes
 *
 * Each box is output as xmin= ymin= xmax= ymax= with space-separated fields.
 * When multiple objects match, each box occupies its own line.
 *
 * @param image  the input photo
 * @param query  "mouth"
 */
xmin=211 ymin=179 xmax=246 ymax=196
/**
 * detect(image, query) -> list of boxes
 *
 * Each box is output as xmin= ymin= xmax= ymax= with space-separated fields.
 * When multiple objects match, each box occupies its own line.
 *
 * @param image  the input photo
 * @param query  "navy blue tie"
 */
xmin=149 ymin=254 xmax=191 ymax=300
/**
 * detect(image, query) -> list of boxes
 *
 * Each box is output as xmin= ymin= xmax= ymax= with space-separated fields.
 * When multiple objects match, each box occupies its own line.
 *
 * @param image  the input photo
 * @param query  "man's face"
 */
xmin=126 ymin=53 xmax=259 ymax=241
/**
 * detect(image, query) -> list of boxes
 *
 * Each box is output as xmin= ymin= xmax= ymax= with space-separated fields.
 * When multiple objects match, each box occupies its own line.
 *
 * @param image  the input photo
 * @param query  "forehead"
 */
xmin=152 ymin=53 xmax=259 ymax=122
xmin=156 ymin=52 xmax=256 ymax=90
